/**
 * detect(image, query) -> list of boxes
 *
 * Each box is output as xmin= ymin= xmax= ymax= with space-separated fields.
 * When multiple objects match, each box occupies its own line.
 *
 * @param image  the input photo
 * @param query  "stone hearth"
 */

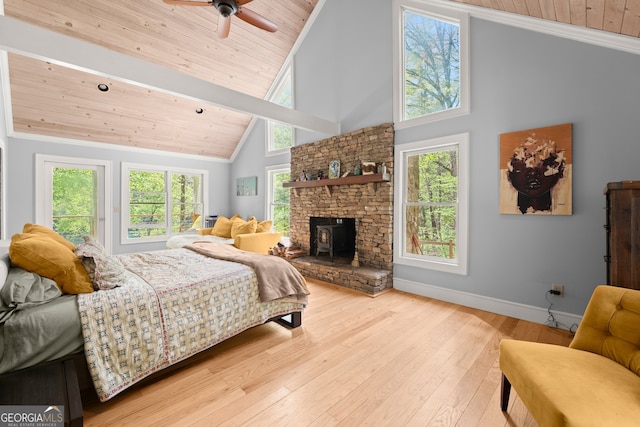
xmin=290 ymin=256 xmax=392 ymax=296
xmin=288 ymin=123 xmax=394 ymax=295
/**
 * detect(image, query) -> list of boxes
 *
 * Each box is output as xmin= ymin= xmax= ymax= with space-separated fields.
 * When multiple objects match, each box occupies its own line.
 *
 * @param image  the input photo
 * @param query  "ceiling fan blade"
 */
xmin=236 ymin=0 xmax=253 ymax=5
xmin=218 ymin=14 xmax=231 ymax=38
xmin=163 ymin=0 xmax=214 ymax=6
xmin=236 ymin=7 xmax=277 ymax=33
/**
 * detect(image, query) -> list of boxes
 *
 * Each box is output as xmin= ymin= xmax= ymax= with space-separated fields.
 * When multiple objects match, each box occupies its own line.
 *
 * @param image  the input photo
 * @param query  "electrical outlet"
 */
xmin=551 ymin=283 xmax=564 ymax=297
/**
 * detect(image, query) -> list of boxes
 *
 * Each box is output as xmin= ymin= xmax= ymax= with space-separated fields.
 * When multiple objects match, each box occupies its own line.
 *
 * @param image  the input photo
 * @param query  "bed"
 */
xmin=0 ymin=227 xmax=308 ymax=403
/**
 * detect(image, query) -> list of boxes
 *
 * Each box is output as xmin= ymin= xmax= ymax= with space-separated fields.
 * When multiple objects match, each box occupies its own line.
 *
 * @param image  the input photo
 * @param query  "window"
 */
xmin=36 ymin=155 xmax=112 ymax=250
xmin=394 ymin=133 xmax=469 ymax=274
xmin=393 ymin=0 xmax=469 ymax=127
xmin=265 ymin=165 xmax=290 ymax=237
xmin=122 ymin=163 xmax=207 ymax=244
xmin=266 ymin=65 xmax=294 ymax=155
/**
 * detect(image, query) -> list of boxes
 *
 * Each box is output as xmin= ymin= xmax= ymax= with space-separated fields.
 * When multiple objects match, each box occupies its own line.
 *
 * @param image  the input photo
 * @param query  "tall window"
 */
xmin=394 ymin=133 xmax=469 ymax=274
xmin=393 ymin=0 xmax=469 ymax=127
xmin=122 ymin=163 xmax=207 ymax=244
xmin=266 ymin=165 xmax=290 ymax=237
xmin=266 ymin=65 xmax=294 ymax=154
xmin=36 ymin=155 xmax=111 ymax=250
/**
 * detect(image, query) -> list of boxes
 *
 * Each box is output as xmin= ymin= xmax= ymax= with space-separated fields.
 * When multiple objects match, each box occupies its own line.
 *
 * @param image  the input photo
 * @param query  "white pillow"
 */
xmin=0 ymin=240 xmax=12 ymax=290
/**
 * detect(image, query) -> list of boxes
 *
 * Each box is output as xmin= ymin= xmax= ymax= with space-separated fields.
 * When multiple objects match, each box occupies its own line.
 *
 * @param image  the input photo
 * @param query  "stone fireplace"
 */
xmin=287 ymin=123 xmax=394 ymax=295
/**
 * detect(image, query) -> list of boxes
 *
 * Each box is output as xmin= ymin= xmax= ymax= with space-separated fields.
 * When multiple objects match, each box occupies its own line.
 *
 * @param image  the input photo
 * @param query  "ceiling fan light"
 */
xmin=215 ymin=1 xmax=237 ymax=17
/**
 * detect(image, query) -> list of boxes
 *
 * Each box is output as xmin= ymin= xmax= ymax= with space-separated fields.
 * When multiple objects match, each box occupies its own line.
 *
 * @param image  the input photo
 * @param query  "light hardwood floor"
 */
xmin=83 ymin=278 xmax=573 ymax=426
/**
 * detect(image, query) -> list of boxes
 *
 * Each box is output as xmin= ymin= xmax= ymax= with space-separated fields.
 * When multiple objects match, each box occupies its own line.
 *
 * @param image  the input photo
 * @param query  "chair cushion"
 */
xmin=570 ymin=285 xmax=640 ymax=375
xmin=500 ymin=339 xmax=640 ymax=427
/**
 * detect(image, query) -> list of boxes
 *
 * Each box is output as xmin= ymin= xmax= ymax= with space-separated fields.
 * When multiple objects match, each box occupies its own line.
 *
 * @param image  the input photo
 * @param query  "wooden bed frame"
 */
xmin=74 ymin=310 xmax=302 ymax=405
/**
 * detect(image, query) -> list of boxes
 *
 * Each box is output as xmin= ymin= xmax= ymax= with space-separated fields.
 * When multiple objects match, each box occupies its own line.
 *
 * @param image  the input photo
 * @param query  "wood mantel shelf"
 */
xmin=283 ymin=172 xmax=391 ymax=196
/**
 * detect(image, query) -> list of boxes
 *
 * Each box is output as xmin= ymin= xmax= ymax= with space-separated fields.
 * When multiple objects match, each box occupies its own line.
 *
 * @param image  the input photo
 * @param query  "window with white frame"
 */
xmin=36 ymin=155 xmax=112 ymax=251
xmin=266 ymin=65 xmax=294 ymax=154
xmin=265 ymin=165 xmax=290 ymax=237
xmin=122 ymin=163 xmax=207 ymax=244
xmin=393 ymin=0 xmax=469 ymax=127
xmin=394 ymin=133 xmax=469 ymax=274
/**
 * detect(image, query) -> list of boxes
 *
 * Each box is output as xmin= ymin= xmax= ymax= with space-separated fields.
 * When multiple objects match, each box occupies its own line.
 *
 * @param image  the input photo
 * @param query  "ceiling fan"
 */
xmin=163 ymin=0 xmax=278 ymax=39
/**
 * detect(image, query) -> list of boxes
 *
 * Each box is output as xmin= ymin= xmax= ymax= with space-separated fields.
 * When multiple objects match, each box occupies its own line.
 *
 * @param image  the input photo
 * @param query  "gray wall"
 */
xmin=5 ymin=137 xmax=231 ymax=254
xmin=2 ymin=0 xmax=639 ymax=317
xmin=233 ymin=0 xmax=640 ymax=317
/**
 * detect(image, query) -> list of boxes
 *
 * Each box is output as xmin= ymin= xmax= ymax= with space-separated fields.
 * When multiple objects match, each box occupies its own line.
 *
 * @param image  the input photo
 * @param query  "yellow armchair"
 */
xmin=499 ymin=285 xmax=640 ymax=426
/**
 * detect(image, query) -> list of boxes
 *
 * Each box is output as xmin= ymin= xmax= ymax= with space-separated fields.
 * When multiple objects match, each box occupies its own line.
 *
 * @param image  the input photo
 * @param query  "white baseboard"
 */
xmin=393 ymin=278 xmax=582 ymax=331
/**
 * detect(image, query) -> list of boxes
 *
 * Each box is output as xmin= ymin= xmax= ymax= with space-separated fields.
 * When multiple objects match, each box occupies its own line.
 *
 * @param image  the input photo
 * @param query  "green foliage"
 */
xmin=52 ymin=167 xmax=96 ymax=245
xmin=404 ymin=11 xmax=460 ymax=119
xmin=410 ymin=148 xmax=458 ymax=258
xmin=273 ymin=123 xmax=293 ymax=150
xmin=51 ymin=167 xmax=204 ymax=242
xmin=270 ymin=68 xmax=293 ymax=151
xmin=128 ymin=170 xmax=202 ymax=237
xmin=272 ymin=171 xmax=290 ymax=236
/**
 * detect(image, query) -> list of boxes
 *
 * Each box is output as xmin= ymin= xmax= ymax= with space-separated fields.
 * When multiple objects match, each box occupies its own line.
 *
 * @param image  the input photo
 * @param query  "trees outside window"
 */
xmin=394 ymin=133 xmax=469 ymax=275
xmin=266 ymin=65 xmax=294 ymax=154
xmin=36 ymin=155 xmax=111 ymax=250
xmin=394 ymin=0 xmax=469 ymax=127
xmin=122 ymin=163 xmax=206 ymax=243
xmin=266 ymin=165 xmax=290 ymax=237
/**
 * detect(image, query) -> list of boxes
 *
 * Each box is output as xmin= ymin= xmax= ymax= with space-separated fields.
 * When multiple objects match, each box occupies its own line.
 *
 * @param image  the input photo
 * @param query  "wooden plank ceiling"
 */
xmin=3 ymin=0 xmax=639 ymax=160
xmin=451 ymin=0 xmax=640 ymax=37
xmin=4 ymin=0 xmax=318 ymax=159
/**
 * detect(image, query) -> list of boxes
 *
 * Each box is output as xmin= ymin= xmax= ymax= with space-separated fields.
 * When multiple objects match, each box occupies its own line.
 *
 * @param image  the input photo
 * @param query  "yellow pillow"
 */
xmin=230 ymin=218 xmax=257 ymax=238
xmin=210 ymin=216 xmax=233 ymax=238
xmin=22 ymin=223 xmax=76 ymax=251
xmin=256 ymin=220 xmax=272 ymax=233
xmin=9 ymin=233 xmax=93 ymax=294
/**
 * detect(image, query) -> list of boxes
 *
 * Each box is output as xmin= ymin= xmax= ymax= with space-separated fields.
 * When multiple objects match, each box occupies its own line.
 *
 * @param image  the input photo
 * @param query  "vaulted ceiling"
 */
xmin=1 ymin=0 xmax=638 ymax=160
xmin=2 ymin=0 xmax=320 ymax=160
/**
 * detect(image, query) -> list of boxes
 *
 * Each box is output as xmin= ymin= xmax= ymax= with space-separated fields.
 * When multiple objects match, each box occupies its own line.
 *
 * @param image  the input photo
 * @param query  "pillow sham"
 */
xmin=75 ymin=236 xmax=128 ymax=290
xmin=209 ymin=215 xmax=242 ymax=238
xmin=210 ymin=216 xmax=233 ymax=238
xmin=247 ymin=217 xmax=273 ymax=233
xmin=255 ymin=220 xmax=273 ymax=233
xmin=9 ymin=233 xmax=93 ymax=294
xmin=1 ymin=267 xmax=61 ymax=306
xmin=231 ymin=218 xmax=257 ymax=238
xmin=22 ymin=223 xmax=76 ymax=251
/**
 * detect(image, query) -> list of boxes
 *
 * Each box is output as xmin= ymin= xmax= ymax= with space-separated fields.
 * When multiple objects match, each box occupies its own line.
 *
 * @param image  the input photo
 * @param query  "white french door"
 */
xmin=36 ymin=155 xmax=112 ymax=251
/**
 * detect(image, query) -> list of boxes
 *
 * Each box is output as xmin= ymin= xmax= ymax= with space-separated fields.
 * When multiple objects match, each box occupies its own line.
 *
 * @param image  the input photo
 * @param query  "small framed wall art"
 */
xmin=236 ymin=176 xmax=257 ymax=196
xmin=329 ymin=160 xmax=340 ymax=179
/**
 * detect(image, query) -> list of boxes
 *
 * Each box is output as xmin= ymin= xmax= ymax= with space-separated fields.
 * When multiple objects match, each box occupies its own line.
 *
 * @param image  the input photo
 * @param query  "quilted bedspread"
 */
xmin=77 ymin=248 xmax=306 ymax=401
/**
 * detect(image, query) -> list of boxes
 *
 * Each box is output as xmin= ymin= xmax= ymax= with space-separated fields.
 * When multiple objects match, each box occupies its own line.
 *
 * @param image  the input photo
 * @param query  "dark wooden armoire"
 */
xmin=604 ymin=181 xmax=640 ymax=289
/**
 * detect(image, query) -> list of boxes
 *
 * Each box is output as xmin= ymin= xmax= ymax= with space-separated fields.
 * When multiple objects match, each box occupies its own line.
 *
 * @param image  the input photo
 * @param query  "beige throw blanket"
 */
xmin=186 ymin=242 xmax=309 ymax=305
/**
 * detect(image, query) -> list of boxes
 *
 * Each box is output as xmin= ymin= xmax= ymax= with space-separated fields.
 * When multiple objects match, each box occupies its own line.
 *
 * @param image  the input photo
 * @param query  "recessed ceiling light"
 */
xmin=97 ymin=83 xmax=109 ymax=92
xmin=195 ymin=108 xmax=204 ymax=114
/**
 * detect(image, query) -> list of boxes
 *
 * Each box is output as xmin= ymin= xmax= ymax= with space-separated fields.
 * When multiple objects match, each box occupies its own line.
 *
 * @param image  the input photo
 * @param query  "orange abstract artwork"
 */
xmin=499 ymin=123 xmax=572 ymax=215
